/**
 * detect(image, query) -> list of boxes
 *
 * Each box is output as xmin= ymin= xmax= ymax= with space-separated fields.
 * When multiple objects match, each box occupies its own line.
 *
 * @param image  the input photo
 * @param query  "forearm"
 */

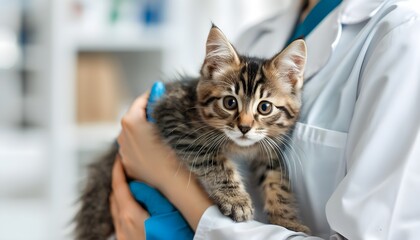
xmin=158 ymin=163 xmax=213 ymax=231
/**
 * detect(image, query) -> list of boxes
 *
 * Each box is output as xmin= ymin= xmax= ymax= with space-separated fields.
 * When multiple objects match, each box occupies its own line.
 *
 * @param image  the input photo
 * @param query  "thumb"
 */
xmin=129 ymin=181 xmax=176 ymax=216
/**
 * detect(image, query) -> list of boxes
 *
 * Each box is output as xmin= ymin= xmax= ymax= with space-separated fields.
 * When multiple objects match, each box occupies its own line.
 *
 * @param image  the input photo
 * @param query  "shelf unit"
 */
xmin=0 ymin=0 xmax=289 ymax=239
xmin=40 ymin=1 xmax=191 ymax=239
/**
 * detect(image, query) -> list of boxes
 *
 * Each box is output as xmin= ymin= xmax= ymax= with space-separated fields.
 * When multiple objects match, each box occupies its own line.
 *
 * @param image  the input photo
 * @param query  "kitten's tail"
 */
xmin=74 ymin=145 xmax=118 ymax=240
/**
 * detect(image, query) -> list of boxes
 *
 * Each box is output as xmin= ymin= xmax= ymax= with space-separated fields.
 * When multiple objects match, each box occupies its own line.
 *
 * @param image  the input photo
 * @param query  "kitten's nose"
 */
xmin=238 ymin=125 xmax=251 ymax=134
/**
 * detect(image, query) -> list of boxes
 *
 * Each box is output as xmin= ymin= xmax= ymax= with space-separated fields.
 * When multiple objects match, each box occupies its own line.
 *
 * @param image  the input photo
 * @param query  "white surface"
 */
xmin=0 ymin=199 xmax=49 ymax=240
xmin=0 ymin=129 xmax=48 ymax=197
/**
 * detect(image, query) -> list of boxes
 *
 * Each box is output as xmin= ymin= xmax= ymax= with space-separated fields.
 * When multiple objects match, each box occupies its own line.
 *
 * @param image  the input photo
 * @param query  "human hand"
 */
xmin=110 ymin=155 xmax=149 ymax=240
xmin=118 ymin=87 xmax=213 ymax=231
xmin=117 ymin=91 xmax=181 ymax=189
xmin=130 ymin=181 xmax=194 ymax=240
xmin=111 ymin=155 xmax=194 ymax=240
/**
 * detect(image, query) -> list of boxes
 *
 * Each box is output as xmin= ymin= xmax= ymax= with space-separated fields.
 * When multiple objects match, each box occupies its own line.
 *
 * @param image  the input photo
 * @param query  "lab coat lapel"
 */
xmin=304 ymin=6 xmax=342 ymax=79
xmin=245 ymin=0 xmax=342 ymax=80
xmin=303 ymin=0 xmax=384 ymax=79
xmin=239 ymin=0 xmax=385 ymax=80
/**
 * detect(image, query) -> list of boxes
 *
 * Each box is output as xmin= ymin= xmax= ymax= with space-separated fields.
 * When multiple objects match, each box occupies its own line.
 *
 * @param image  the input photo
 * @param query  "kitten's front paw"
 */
xmin=216 ymin=194 xmax=254 ymax=222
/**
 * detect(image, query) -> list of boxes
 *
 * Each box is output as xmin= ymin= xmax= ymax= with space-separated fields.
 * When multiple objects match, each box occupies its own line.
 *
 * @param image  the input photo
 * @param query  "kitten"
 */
xmin=75 ymin=25 xmax=309 ymax=239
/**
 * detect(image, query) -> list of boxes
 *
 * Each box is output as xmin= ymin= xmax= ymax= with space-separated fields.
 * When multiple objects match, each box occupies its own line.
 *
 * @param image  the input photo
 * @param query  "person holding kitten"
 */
xmin=112 ymin=0 xmax=420 ymax=239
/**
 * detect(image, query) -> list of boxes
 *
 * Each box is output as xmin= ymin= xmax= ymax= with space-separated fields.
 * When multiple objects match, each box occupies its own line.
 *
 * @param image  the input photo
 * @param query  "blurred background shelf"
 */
xmin=75 ymin=29 xmax=173 ymax=52
xmin=0 ymin=0 xmax=289 ymax=239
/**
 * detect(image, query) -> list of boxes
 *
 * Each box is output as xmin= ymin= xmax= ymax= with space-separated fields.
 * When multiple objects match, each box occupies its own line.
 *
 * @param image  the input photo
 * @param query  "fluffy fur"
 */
xmin=75 ymin=26 xmax=310 ymax=239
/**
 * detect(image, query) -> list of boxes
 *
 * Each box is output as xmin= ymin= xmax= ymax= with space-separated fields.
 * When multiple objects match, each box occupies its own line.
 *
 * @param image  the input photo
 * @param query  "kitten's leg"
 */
xmin=192 ymin=156 xmax=254 ymax=222
xmin=254 ymin=163 xmax=311 ymax=234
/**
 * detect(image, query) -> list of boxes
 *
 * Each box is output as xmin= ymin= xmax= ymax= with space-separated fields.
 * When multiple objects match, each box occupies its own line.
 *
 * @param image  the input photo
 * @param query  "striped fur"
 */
xmin=152 ymin=27 xmax=310 ymax=233
xmin=75 ymin=26 xmax=309 ymax=239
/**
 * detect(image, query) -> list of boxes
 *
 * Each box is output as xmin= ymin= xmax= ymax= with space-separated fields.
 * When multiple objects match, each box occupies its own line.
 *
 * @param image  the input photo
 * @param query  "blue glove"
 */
xmin=147 ymin=81 xmax=166 ymax=123
xmin=129 ymin=182 xmax=194 ymax=240
xmin=129 ymin=81 xmax=193 ymax=240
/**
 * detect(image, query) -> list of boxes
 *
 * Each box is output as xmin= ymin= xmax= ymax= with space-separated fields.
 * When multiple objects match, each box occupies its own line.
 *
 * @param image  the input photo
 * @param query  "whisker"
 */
xmin=269 ymin=134 xmax=304 ymax=189
xmin=262 ymin=136 xmax=291 ymax=189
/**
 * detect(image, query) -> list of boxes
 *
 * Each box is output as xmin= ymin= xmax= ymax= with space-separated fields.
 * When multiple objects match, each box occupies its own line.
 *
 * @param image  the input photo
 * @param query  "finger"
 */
xmin=111 ymin=154 xmax=126 ymax=190
xmin=129 ymin=181 xmax=176 ymax=216
xmin=112 ymin=189 xmax=150 ymax=223
xmin=116 ymin=133 xmax=124 ymax=155
xmin=110 ymin=193 xmax=118 ymax=220
xmin=110 ymin=193 xmax=125 ymax=240
xmin=112 ymin=155 xmax=136 ymax=207
xmin=126 ymin=91 xmax=150 ymax=122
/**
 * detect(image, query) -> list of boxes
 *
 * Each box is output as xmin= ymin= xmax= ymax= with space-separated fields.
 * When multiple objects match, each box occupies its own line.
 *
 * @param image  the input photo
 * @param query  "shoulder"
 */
xmin=370 ymin=0 xmax=420 ymax=32
xmin=356 ymin=1 xmax=420 ymax=94
xmin=361 ymin=0 xmax=420 ymax=60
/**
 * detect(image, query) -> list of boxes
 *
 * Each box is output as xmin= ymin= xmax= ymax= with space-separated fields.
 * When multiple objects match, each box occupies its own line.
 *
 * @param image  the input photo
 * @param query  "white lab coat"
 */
xmin=194 ymin=0 xmax=420 ymax=239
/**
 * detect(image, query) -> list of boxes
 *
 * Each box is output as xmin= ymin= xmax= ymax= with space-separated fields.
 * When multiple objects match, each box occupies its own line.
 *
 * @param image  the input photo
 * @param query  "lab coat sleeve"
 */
xmin=326 ymin=13 xmax=420 ymax=240
xmin=194 ymin=206 xmax=322 ymax=240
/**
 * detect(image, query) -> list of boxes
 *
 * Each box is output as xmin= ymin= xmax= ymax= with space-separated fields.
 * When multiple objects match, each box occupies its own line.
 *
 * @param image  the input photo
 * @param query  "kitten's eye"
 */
xmin=258 ymin=101 xmax=272 ymax=115
xmin=223 ymin=96 xmax=238 ymax=110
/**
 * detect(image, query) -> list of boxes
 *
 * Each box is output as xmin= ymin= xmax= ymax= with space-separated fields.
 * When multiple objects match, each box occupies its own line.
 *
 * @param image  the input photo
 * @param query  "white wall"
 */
xmin=168 ymin=0 xmax=290 ymax=75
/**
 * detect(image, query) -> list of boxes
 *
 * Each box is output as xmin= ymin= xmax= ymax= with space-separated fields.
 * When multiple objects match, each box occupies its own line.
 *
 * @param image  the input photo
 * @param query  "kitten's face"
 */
xmin=197 ymin=26 xmax=306 ymax=147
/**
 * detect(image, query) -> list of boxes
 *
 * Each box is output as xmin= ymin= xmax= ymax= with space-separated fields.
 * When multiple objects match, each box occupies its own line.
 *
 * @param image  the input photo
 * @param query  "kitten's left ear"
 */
xmin=201 ymin=25 xmax=241 ymax=79
xmin=266 ymin=39 xmax=307 ymax=90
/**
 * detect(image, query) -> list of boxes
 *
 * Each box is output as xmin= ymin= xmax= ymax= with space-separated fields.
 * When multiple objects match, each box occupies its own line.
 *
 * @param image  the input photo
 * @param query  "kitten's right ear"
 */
xmin=201 ymin=25 xmax=240 ymax=79
xmin=266 ymin=39 xmax=307 ymax=90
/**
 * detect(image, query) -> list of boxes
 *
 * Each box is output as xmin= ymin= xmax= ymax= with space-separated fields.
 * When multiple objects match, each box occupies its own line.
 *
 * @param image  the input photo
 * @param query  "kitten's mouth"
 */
xmin=233 ymin=135 xmax=258 ymax=147
xmin=223 ymin=129 xmax=262 ymax=147
xmin=235 ymin=137 xmax=256 ymax=147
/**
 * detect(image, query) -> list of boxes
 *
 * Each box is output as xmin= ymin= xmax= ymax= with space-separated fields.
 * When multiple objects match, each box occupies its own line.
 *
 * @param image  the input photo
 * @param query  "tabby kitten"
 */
xmin=75 ymin=25 xmax=309 ymax=239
